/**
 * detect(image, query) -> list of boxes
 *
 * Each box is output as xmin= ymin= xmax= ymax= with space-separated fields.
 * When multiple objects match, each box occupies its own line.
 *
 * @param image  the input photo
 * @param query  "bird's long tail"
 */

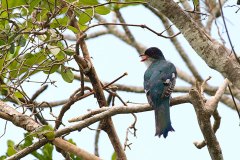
xmin=154 ymin=103 xmax=174 ymax=138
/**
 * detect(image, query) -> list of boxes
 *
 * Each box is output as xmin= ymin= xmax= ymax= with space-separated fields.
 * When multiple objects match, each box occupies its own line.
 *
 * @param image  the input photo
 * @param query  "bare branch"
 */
xmin=194 ymin=109 xmax=221 ymax=149
xmin=0 ymin=100 xmax=101 ymax=160
xmin=30 ymin=85 xmax=48 ymax=101
xmin=205 ymin=79 xmax=229 ymax=113
xmin=68 ymin=94 xmax=190 ymax=123
xmin=189 ymin=87 xmax=223 ymax=160
xmin=84 ymin=22 xmax=180 ymax=39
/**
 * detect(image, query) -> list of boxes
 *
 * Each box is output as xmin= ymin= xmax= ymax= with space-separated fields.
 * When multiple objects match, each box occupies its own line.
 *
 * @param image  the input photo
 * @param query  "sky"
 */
xmin=1 ymin=0 xmax=240 ymax=159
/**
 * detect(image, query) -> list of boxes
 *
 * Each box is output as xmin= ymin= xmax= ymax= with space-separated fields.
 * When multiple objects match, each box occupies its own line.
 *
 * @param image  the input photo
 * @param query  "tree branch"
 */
xmin=189 ymin=87 xmax=223 ymax=160
xmin=68 ymin=94 xmax=190 ymax=123
xmin=146 ymin=0 xmax=240 ymax=89
xmin=0 ymin=100 xmax=100 ymax=160
xmin=205 ymin=78 xmax=229 ymax=113
xmin=145 ymin=5 xmax=203 ymax=82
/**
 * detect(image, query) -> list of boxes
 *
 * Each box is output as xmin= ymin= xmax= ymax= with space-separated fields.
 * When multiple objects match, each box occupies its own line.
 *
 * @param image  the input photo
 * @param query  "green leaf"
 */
xmin=68 ymin=26 xmax=79 ymax=34
xmin=68 ymin=139 xmax=82 ymax=160
xmin=14 ymin=91 xmax=24 ymax=99
xmin=38 ymin=34 xmax=47 ymax=41
xmin=8 ymin=59 xmax=19 ymax=78
xmin=95 ymin=6 xmax=111 ymax=15
xmin=32 ymin=152 xmax=45 ymax=160
xmin=78 ymin=0 xmax=98 ymax=5
xmin=14 ymin=45 xmax=21 ymax=55
xmin=193 ymin=0 xmax=199 ymax=7
xmin=7 ymin=140 xmax=17 ymax=156
xmin=49 ymin=29 xmax=58 ymax=38
xmin=42 ymin=143 xmax=53 ymax=158
xmin=0 ymin=85 xmax=8 ymax=96
xmin=47 ymin=45 xmax=61 ymax=56
xmin=24 ymin=52 xmax=34 ymax=59
xmin=44 ymin=131 xmax=55 ymax=140
xmin=55 ymin=51 xmax=65 ymax=60
xmin=7 ymin=140 xmax=15 ymax=147
xmin=64 ymin=48 xmax=75 ymax=56
xmin=111 ymin=152 xmax=117 ymax=160
xmin=43 ymin=64 xmax=60 ymax=74
xmin=0 ymin=39 xmax=5 ymax=46
xmin=24 ymin=51 xmax=46 ymax=66
xmin=1 ymin=0 xmax=25 ymax=9
xmin=59 ymin=7 xmax=68 ymax=15
xmin=78 ymin=9 xmax=93 ymax=25
xmin=30 ymin=125 xmax=55 ymax=140
xmin=20 ymin=36 xmax=26 ymax=47
xmin=9 ymin=44 xmax=15 ymax=54
xmin=79 ymin=25 xmax=88 ymax=31
xmin=23 ymin=133 xmax=34 ymax=147
xmin=61 ymin=65 xmax=74 ymax=83
xmin=68 ymin=139 xmax=77 ymax=145
xmin=0 ymin=156 xmax=7 ymax=160
xmin=50 ymin=17 xmax=68 ymax=28
xmin=29 ymin=0 xmax=42 ymax=11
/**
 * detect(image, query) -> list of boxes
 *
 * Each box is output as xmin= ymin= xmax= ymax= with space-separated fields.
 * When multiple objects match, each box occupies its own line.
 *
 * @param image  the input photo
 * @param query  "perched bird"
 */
xmin=140 ymin=47 xmax=177 ymax=138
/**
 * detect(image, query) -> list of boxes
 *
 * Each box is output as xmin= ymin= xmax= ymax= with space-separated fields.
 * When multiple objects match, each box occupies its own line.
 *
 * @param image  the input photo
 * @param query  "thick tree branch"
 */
xmin=0 ymin=101 xmax=101 ymax=160
xmin=146 ymin=0 xmax=240 ymax=89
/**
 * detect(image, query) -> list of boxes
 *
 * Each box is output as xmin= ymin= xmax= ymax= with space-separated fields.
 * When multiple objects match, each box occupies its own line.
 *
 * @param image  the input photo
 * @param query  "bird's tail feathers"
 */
xmin=154 ymin=104 xmax=174 ymax=138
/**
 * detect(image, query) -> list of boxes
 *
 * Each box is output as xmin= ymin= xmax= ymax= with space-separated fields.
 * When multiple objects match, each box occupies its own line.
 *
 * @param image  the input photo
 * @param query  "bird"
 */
xmin=140 ymin=47 xmax=177 ymax=138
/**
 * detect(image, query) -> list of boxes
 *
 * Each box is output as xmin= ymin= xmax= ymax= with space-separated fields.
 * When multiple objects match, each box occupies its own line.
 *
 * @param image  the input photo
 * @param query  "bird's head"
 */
xmin=140 ymin=47 xmax=165 ymax=62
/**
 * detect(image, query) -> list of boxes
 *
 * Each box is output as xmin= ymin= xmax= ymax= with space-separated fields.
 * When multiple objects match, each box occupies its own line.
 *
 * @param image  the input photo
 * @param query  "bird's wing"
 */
xmin=160 ymin=72 xmax=177 ymax=98
xmin=144 ymin=61 xmax=177 ymax=107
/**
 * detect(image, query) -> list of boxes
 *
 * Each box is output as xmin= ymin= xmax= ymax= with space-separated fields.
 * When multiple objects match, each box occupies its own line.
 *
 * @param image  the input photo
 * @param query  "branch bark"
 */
xmin=146 ymin=0 xmax=240 ymax=89
xmin=189 ymin=88 xmax=223 ymax=160
xmin=0 ymin=101 xmax=100 ymax=160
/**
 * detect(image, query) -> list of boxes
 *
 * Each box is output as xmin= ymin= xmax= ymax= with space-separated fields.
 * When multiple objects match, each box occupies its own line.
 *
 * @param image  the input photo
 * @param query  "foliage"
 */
xmin=30 ymin=125 xmax=55 ymax=140
xmin=0 ymin=134 xmax=84 ymax=159
xmin=0 ymin=133 xmax=53 ymax=159
xmin=0 ymin=0 xmax=127 ymax=102
xmin=0 ymin=0 xmax=144 ymax=159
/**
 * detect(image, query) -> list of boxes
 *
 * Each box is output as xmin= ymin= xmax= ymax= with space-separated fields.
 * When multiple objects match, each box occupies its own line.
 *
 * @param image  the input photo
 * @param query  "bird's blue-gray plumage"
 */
xmin=143 ymin=47 xmax=177 ymax=138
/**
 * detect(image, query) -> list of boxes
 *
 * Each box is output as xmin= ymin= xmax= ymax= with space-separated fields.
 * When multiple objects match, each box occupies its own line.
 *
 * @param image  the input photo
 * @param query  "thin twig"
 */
xmin=228 ymin=84 xmax=240 ymax=122
xmin=123 ymin=113 xmax=137 ymax=151
xmin=30 ymin=85 xmax=48 ymax=101
xmin=84 ymin=22 xmax=181 ymax=39
xmin=0 ymin=121 xmax=7 ymax=139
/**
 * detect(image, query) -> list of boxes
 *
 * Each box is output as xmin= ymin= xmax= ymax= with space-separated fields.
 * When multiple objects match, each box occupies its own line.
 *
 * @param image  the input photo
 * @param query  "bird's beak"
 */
xmin=139 ymin=54 xmax=148 ymax=62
